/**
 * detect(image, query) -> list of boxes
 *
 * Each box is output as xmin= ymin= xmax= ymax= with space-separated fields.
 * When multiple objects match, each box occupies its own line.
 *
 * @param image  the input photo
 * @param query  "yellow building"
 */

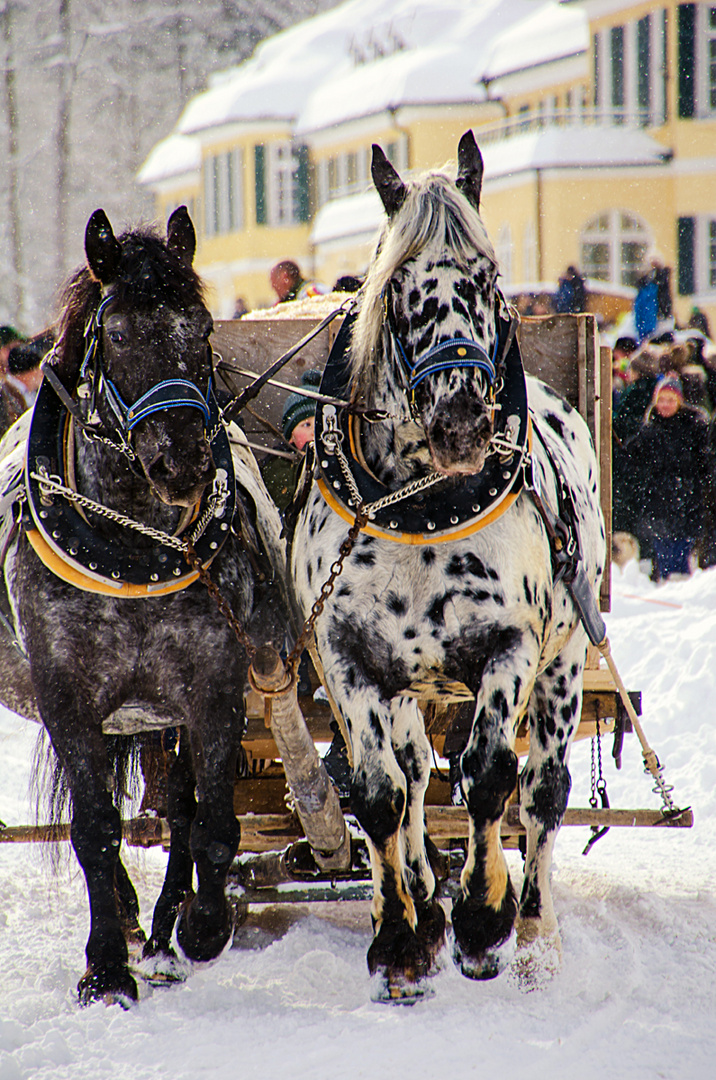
xmin=139 ymin=0 xmax=716 ymax=333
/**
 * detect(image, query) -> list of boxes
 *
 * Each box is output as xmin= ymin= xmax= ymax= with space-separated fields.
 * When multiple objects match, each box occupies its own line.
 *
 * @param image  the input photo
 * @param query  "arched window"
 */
xmin=580 ymin=210 xmax=652 ymax=286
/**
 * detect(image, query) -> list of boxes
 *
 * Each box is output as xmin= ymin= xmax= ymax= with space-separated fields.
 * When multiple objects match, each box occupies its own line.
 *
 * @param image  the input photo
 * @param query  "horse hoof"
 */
xmin=78 ymin=965 xmax=139 ymax=1008
xmin=451 ymin=927 xmax=516 ymax=980
xmin=367 ymin=920 xmax=436 ymax=1002
xmin=513 ymin=924 xmax=562 ymax=990
xmin=370 ymin=969 xmax=434 ymax=1005
xmin=176 ymin=895 xmax=234 ymax=963
xmin=134 ymin=949 xmax=190 ymax=987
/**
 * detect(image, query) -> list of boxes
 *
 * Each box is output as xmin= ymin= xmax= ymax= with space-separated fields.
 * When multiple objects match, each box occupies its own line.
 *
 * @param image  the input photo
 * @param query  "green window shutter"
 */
xmin=637 ymin=15 xmax=651 ymax=117
xmin=611 ymin=26 xmax=625 ymax=110
xmin=294 ymin=144 xmax=310 ymax=223
xmin=592 ymin=33 xmax=599 ymax=107
xmin=254 ymin=144 xmax=266 ymax=225
xmin=677 ymin=216 xmax=695 ymax=295
xmin=677 ymin=3 xmax=696 ymax=119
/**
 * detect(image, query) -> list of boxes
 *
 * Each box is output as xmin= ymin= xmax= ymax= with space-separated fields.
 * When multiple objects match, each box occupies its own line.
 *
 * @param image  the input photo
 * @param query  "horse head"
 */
xmin=357 ymin=130 xmax=501 ymax=478
xmin=54 ymin=207 xmax=216 ymax=507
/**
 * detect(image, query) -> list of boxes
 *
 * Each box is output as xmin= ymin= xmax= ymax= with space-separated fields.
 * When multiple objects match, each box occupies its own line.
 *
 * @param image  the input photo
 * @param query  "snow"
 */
xmin=2 ymin=560 xmax=716 ymax=1078
xmin=136 ymin=135 xmax=202 ymax=186
xmin=175 ymin=0 xmax=556 ymax=138
xmin=482 ymin=0 xmax=588 ymax=82
xmin=481 ymin=124 xmax=670 ymax=180
xmin=309 ymin=189 xmax=385 ymax=246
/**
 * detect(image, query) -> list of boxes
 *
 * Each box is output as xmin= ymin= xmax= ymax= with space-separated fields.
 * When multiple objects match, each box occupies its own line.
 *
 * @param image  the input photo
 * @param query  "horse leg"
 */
xmin=144 ymin=728 xmax=196 ymax=964
xmin=517 ymin=634 xmax=585 ymax=980
xmin=41 ymin=716 xmax=138 ymax=1005
xmin=392 ymin=697 xmax=446 ymax=973
xmin=451 ymin=646 xmax=539 ymax=980
xmin=348 ymin=694 xmax=433 ymax=1002
xmin=115 ymin=858 xmax=146 ymax=957
xmin=175 ymin=717 xmax=241 ymax=963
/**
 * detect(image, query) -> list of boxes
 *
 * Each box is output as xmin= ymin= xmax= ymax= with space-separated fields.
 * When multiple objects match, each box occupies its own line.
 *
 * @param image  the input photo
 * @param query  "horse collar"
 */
xmin=315 ymin=311 xmax=530 ymax=544
xmin=23 ymin=378 xmax=237 ymax=597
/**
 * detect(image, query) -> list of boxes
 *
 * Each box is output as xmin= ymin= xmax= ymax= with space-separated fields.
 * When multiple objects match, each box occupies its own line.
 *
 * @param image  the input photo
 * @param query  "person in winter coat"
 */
xmin=554 ymin=265 xmax=587 ymax=314
xmin=626 ymin=373 xmax=711 ymax=580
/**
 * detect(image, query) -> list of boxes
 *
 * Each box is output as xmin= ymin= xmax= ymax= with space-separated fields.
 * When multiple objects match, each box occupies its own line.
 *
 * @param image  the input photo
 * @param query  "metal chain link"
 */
xmin=285 ymin=505 xmax=369 ymax=673
xmin=30 ymin=468 xmax=224 ymax=550
xmin=183 ymin=541 xmax=257 ymax=660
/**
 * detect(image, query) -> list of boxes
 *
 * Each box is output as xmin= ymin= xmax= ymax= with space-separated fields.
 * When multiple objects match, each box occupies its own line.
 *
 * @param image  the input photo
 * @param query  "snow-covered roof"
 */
xmin=136 ymin=134 xmax=201 ymax=185
xmin=309 ymin=189 xmax=385 ymax=246
xmin=481 ymin=124 xmax=671 ymax=179
xmin=483 ymin=0 xmax=588 ymax=82
xmin=176 ymin=0 xmax=567 ymax=138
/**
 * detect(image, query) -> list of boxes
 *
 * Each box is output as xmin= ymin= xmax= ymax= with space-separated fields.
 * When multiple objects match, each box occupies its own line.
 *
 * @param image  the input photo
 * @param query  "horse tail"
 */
xmin=31 ymin=729 xmax=143 ymax=844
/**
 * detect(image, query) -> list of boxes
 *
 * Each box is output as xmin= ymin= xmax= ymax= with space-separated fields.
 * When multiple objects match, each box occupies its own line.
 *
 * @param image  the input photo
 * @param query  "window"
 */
xmin=203 ymin=148 xmax=243 ymax=237
xmin=709 ymin=220 xmax=716 ymax=289
xmin=637 ymin=15 xmax=651 ymax=123
xmin=581 ymin=210 xmax=652 ymax=287
xmin=254 ymin=142 xmax=311 ymax=227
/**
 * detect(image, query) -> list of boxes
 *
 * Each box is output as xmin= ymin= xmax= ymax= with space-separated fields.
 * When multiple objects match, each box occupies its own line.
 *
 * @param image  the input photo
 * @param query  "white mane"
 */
xmin=350 ymin=170 xmax=497 ymax=395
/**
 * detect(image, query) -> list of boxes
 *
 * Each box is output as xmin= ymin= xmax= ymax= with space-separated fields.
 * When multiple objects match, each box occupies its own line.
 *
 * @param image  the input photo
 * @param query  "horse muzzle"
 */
xmin=425 ymin=397 xmax=493 ymax=476
xmin=136 ymin=421 xmax=216 ymax=507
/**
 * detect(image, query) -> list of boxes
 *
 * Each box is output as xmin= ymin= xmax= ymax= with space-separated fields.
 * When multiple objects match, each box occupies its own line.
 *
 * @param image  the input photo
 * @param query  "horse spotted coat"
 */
xmin=290 ymin=132 xmax=605 ymax=999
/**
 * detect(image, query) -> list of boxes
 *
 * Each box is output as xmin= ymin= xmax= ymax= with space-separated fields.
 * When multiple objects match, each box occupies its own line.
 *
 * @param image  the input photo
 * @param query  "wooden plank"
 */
xmin=599 ymin=343 xmax=613 ymax=612
xmin=425 ymin=804 xmax=694 ymax=842
xmin=518 ymin=316 xmax=580 ymax=406
xmin=211 ymin=317 xmax=334 ymax=449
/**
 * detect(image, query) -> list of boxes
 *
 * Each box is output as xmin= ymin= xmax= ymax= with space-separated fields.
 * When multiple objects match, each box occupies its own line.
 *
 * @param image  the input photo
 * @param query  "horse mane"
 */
xmin=50 ymin=223 xmax=206 ymax=388
xmin=350 ymin=171 xmax=497 ymax=397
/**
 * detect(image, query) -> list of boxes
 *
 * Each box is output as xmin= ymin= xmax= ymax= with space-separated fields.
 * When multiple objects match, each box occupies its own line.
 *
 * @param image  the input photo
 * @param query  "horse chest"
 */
xmin=295 ymin=490 xmax=552 ymax=697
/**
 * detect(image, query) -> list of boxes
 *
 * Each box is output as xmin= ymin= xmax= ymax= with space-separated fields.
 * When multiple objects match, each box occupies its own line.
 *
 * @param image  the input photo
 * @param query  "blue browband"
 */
xmin=80 ymin=293 xmax=212 ymax=438
xmin=397 ymin=335 xmax=499 ymax=391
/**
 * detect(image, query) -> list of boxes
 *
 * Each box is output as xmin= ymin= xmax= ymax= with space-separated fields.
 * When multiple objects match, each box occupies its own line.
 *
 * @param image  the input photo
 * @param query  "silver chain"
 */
xmin=321 ymin=417 xmax=445 ymax=518
xmin=30 ymin=467 xmax=226 ymax=551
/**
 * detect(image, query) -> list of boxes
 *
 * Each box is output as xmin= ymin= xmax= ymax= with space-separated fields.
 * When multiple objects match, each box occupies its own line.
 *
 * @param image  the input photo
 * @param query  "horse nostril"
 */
xmin=148 ymin=451 xmax=180 ymax=482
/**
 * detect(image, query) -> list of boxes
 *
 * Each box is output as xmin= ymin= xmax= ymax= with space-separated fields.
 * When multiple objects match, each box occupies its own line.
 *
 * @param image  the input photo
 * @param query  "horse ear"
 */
xmin=371 ymin=144 xmax=407 ymax=218
xmin=167 ymin=205 xmax=196 ymax=265
xmin=85 ymin=210 xmax=122 ymax=285
xmin=456 ymin=130 xmax=484 ymax=211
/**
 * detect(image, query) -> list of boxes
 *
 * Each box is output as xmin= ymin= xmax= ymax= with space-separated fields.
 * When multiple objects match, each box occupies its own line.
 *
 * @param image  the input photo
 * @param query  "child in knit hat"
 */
xmin=281 ymin=369 xmax=321 ymax=450
xmin=260 ymin=370 xmax=321 ymax=511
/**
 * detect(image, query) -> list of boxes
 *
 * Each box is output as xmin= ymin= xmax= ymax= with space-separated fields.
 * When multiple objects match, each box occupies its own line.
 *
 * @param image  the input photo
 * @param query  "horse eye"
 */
xmin=108 ymin=330 xmax=124 ymax=345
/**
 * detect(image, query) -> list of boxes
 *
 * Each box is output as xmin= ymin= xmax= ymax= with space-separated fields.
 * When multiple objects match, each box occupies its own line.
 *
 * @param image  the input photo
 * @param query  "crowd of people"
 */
xmin=0 ymin=325 xmax=51 ymax=436
xmin=3 ymin=252 xmax=714 ymax=587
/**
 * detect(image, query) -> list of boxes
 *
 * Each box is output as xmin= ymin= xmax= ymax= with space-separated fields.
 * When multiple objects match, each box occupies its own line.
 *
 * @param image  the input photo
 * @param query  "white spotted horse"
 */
xmin=290 ymin=132 xmax=606 ymax=1000
xmin=0 ymin=208 xmax=284 ymax=1004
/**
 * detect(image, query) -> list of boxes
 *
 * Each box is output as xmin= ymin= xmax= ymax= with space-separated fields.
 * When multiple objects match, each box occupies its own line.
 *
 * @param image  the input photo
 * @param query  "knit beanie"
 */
xmin=7 ymin=343 xmax=42 ymax=375
xmin=652 ymin=372 xmax=684 ymax=404
xmin=0 ymin=325 xmax=20 ymax=347
xmin=282 ymin=369 xmax=321 ymax=441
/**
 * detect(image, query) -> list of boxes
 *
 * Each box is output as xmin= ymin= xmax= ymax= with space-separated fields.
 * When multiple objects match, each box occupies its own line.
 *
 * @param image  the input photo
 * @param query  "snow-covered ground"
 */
xmin=1 ymin=561 xmax=715 ymax=1080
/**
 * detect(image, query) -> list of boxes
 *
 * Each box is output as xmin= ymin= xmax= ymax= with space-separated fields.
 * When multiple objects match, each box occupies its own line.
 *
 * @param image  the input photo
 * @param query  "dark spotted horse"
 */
xmin=0 ymin=207 xmax=285 ymax=1005
xmin=290 ymin=132 xmax=606 ymax=1000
